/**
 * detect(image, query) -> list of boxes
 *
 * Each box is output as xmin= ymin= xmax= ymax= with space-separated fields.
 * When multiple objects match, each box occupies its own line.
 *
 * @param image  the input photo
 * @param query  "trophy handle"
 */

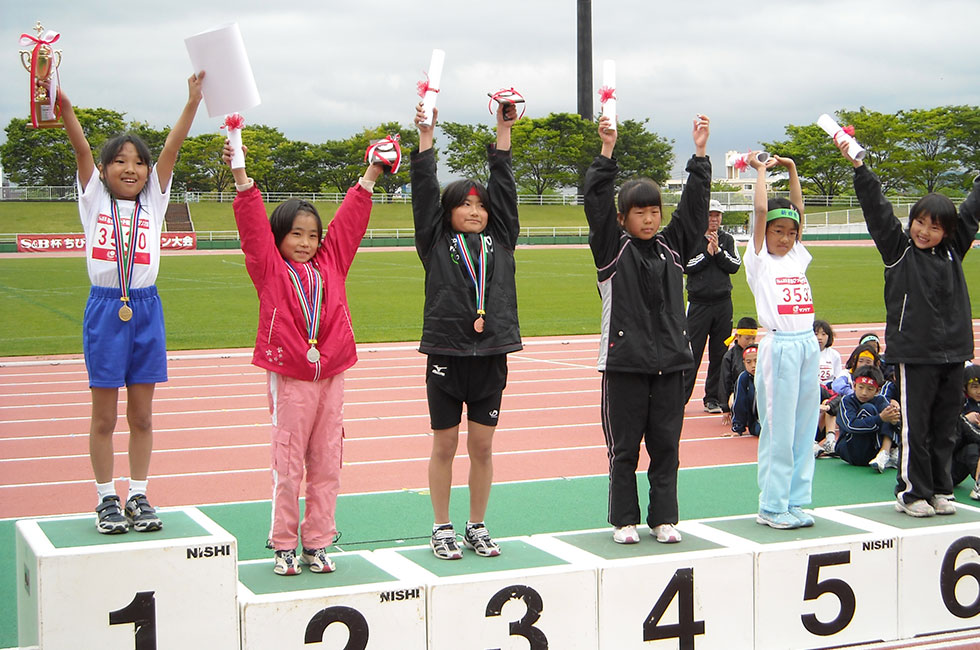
xmin=52 ymin=50 xmax=62 ymax=69
xmin=19 ymin=50 xmax=32 ymax=72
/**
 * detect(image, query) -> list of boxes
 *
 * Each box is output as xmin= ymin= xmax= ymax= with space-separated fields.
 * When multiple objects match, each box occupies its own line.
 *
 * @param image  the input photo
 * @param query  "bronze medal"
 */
xmin=118 ymin=304 xmax=133 ymax=322
xmin=474 ymin=316 xmax=484 ymax=333
xmin=306 ymin=346 xmax=320 ymax=364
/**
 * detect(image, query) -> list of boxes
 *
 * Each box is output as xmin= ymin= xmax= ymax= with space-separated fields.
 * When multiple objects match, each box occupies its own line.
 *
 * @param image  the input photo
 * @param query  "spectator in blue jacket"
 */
xmin=730 ymin=344 xmax=760 ymax=437
xmin=835 ymin=366 xmax=901 ymax=472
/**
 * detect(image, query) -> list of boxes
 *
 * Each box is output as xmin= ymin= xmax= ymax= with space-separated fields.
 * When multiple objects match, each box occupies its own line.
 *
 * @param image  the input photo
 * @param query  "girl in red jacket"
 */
xmin=224 ymin=141 xmax=391 ymax=575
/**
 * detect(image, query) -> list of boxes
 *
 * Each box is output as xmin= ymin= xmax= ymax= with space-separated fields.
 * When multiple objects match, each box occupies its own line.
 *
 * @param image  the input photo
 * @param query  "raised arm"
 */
xmin=772 ymin=155 xmax=803 ymax=239
xmin=55 ymin=88 xmax=95 ymax=190
xmin=155 ymin=72 xmax=205 ymax=192
xmin=495 ymin=101 xmax=515 ymax=151
xmin=749 ymin=152 xmax=768 ymax=255
xmin=416 ymin=102 xmax=436 ymax=153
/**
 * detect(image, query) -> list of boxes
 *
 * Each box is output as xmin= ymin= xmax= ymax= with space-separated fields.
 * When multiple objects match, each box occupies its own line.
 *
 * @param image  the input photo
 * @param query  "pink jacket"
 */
xmin=233 ymin=185 xmax=372 ymax=381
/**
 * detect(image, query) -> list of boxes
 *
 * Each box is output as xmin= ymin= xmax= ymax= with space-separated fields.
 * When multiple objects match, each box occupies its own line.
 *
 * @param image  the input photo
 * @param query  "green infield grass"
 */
xmin=3 ymin=246 xmax=977 ymax=357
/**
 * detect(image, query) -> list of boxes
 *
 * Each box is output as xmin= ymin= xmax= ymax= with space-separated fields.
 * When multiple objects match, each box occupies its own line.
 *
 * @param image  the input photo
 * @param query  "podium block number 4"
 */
xmin=643 ymin=568 xmax=706 ymax=650
xmin=108 ymin=591 xmax=157 ymax=650
xmin=304 ymin=606 xmax=369 ymax=648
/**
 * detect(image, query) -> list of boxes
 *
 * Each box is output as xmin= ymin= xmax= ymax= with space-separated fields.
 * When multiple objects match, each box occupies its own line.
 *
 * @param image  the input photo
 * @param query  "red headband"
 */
xmin=468 ymin=186 xmax=480 ymax=196
xmin=742 ymin=347 xmax=757 ymax=359
xmin=855 ymin=375 xmax=879 ymax=388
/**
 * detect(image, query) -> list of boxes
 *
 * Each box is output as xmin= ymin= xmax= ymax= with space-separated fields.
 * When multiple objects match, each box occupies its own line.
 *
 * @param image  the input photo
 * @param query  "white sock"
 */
xmin=128 ymin=479 xmax=148 ymax=500
xmin=466 ymin=521 xmax=484 ymax=530
xmin=825 ymin=431 xmax=836 ymax=443
xmin=96 ymin=481 xmax=116 ymax=504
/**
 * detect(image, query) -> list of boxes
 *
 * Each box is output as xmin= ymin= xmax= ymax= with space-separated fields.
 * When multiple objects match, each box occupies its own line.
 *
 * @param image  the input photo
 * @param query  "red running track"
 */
xmin=2 ymin=324 xmax=978 ymax=520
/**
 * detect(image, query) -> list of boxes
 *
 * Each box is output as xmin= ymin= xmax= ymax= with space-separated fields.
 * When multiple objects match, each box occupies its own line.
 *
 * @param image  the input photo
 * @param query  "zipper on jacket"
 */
xmin=897 ymin=295 xmax=907 ymax=332
xmin=267 ymin=308 xmax=277 ymax=344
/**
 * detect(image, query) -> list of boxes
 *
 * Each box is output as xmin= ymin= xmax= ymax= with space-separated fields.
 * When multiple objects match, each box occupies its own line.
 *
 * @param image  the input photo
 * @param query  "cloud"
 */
xmin=3 ymin=0 xmax=978 ymax=178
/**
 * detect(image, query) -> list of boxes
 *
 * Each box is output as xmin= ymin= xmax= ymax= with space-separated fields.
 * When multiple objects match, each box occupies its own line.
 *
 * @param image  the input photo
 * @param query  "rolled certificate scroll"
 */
xmin=817 ymin=113 xmax=866 ymax=161
xmin=221 ymin=113 xmax=245 ymax=169
xmin=418 ymin=49 xmax=445 ymax=127
xmin=599 ymin=59 xmax=617 ymax=131
xmin=728 ymin=150 xmax=770 ymax=172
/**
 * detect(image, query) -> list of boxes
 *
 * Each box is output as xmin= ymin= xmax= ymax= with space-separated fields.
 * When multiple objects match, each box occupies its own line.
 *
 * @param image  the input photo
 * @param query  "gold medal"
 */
xmin=306 ymin=346 xmax=320 ymax=364
xmin=118 ymin=303 xmax=133 ymax=322
xmin=474 ymin=316 xmax=484 ymax=333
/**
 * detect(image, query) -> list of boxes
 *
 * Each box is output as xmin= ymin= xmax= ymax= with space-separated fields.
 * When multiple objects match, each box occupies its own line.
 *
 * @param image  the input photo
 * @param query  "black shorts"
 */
xmin=425 ymin=354 xmax=508 ymax=429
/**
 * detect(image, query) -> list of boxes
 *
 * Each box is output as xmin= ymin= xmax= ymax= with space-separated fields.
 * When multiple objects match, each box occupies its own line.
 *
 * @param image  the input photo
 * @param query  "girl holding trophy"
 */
xmin=56 ymin=72 xmax=206 ymax=534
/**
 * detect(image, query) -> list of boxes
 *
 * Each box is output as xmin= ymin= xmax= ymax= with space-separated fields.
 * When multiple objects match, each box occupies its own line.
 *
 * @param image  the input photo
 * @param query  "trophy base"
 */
xmin=29 ymin=100 xmax=64 ymax=130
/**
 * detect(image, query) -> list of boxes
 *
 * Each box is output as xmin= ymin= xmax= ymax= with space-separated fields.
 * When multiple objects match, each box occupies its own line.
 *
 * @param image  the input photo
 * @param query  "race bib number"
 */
xmin=775 ymin=276 xmax=813 ymax=315
xmin=91 ymin=213 xmax=151 ymax=265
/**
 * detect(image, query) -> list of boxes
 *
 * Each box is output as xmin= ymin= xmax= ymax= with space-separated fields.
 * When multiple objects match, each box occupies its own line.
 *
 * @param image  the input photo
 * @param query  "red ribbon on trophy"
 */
xmin=18 ymin=23 xmax=63 ymax=129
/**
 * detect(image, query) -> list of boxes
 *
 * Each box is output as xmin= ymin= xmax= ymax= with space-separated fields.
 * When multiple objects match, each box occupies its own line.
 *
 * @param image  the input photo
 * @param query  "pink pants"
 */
xmin=267 ymin=371 xmax=344 ymax=550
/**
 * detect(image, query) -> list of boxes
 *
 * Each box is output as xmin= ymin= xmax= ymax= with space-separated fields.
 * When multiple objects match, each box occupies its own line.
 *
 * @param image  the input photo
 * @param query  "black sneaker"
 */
xmin=703 ymin=401 xmax=723 ymax=414
xmin=124 ymin=494 xmax=163 ymax=532
xmin=430 ymin=524 xmax=463 ymax=560
xmin=95 ymin=495 xmax=129 ymax=534
xmin=463 ymin=522 xmax=501 ymax=557
xmin=274 ymin=549 xmax=301 ymax=575
xmin=301 ymin=547 xmax=337 ymax=573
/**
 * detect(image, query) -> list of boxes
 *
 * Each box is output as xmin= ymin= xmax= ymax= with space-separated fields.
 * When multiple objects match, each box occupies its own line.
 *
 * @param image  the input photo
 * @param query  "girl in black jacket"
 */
xmin=411 ymin=100 xmax=522 ymax=560
xmin=584 ymin=113 xmax=711 ymax=545
xmin=839 ymin=141 xmax=980 ymax=517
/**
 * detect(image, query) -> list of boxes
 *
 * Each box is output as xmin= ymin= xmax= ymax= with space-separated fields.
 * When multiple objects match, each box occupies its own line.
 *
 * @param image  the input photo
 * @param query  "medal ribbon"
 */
xmin=455 ymin=233 xmax=487 ymax=316
xmin=110 ymin=198 xmax=141 ymax=305
xmin=284 ymin=260 xmax=323 ymax=349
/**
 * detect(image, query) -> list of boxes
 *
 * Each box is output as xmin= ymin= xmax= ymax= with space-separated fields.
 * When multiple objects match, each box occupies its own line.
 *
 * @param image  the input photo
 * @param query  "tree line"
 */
xmin=2 ymin=104 xmax=976 ymax=197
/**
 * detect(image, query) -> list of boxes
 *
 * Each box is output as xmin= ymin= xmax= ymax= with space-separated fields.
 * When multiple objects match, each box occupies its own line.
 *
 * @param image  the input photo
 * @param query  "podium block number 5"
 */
xmin=801 ymin=551 xmax=855 ymax=636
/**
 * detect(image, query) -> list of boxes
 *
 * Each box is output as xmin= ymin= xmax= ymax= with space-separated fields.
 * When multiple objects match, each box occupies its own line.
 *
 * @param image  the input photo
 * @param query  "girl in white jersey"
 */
xmin=744 ymin=152 xmax=820 ymax=530
xmin=56 ymin=73 xmax=204 ymax=534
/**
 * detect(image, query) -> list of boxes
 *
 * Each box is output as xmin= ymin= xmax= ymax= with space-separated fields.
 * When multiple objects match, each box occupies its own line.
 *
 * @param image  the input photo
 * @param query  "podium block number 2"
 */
xmin=304 ymin=606 xmax=369 ymax=648
xmin=108 ymin=591 xmax=157 ymax=650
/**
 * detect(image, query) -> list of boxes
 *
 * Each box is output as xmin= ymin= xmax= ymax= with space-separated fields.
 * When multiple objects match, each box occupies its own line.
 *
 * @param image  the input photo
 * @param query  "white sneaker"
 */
xmin=613 ymin=525 xmax=640 ymax=544
xmin=931 ymin=495 xmax=956 ymax=515
xmin=971 ymin=481 xmax=980 ymax=501
xmin=885 ymin=447 xmax=899 ymax=469
xmin=870 ymin=450 xmax=889 ymax=473
xmin=651 ymin=523 xmax=682 ymax=543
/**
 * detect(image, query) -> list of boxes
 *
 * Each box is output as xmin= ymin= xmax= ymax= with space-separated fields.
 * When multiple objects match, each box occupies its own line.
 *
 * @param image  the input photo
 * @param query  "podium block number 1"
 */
xmin=108 ymin=591 xmax=157 ymax=650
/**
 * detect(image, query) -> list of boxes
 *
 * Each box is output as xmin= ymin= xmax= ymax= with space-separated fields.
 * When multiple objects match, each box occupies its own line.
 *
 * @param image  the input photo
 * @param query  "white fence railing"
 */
xmin=0 ymin=185 xmax=946 ymax=209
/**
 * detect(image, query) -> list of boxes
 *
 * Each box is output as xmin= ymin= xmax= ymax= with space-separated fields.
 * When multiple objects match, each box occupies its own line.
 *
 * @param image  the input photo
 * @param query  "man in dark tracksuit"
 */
xmin=683 ymin=199 xmax=742 ymax=412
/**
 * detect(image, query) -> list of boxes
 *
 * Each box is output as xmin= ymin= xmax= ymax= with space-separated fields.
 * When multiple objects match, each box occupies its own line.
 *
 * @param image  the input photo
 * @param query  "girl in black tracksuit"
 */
xmin=412 ymin=101 xmax=522 ymax=559
xmin=584 ymin=113 xmax=711 ymax=544
xmin=842 ymin=142 xmax=979 ymax=517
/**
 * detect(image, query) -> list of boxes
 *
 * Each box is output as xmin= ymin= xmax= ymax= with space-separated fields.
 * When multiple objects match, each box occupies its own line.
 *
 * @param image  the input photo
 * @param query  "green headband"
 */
xmin=766 ymin=208 xmax=800 ymax=223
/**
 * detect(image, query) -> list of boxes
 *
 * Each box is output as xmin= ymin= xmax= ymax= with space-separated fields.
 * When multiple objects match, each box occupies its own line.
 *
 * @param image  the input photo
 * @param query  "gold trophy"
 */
xmin=19 ymin=22 xmax=63 ymax=129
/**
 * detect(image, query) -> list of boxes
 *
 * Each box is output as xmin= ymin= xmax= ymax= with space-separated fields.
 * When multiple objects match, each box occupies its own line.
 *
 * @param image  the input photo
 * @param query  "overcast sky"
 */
xmin=4 ymin=0 xmax=979 ymax=178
